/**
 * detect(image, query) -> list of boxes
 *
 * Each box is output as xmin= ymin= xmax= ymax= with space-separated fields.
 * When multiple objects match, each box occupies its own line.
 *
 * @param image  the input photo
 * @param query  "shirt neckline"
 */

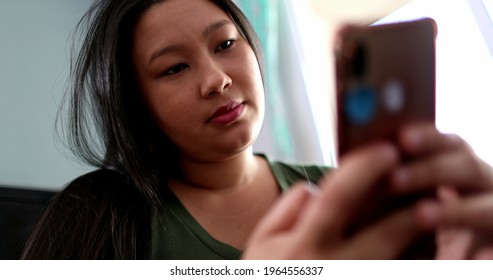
xmin=160 ymin=153 xmax=286 ymax=258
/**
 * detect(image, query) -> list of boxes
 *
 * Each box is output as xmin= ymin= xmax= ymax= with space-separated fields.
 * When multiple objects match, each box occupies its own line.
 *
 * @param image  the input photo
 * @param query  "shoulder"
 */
xmin=274 ymin=161 xmax=330 ymax=183
xmin=61 ymin=168 xmax=134 ymax=199
xmin=22 ymin=169 xmax=151 ymax=259
xmin=51 ymin=169 xmax=141 ymax=212
xmin=66 ymin=168 xmax=130 ymax=190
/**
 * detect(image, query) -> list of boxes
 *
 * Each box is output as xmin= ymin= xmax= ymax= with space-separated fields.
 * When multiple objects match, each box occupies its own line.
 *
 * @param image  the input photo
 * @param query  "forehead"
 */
xmin=135 ymin=0 xmax=232 ymax=39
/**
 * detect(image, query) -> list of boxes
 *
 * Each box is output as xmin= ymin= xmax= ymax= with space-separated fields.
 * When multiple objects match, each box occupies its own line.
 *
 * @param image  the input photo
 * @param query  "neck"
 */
xmin=167 ymin=148 xmax=279 ymax=250
xmin=172 ymin=148 xmax=258 ymax=192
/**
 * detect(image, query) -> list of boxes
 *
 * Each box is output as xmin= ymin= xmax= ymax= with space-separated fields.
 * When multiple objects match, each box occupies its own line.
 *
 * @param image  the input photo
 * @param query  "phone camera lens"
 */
xmin=353 ymin=42 xmax=367 ymax=77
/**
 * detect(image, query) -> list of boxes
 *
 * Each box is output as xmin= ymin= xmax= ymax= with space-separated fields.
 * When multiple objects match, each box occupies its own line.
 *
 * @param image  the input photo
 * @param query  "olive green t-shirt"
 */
xmin=151 ymin=155 xmax=330 ymax=259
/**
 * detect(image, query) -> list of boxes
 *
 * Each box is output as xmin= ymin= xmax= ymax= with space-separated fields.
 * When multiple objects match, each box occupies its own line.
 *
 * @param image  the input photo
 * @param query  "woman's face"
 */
xmin=132 ymin=0 xmax=265 ymax=162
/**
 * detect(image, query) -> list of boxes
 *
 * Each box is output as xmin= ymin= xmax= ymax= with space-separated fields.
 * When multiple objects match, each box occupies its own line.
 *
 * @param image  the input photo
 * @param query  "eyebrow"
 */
xmin=202 ymin=19 xmax=231 ymax=38
xmin=148 ymin=19 xmax=233 ymax=65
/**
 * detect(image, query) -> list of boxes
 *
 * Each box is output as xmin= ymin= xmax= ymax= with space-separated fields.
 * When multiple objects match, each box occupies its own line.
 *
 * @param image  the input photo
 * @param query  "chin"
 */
xmin=216 ymin=123 xmax=260 ymax=156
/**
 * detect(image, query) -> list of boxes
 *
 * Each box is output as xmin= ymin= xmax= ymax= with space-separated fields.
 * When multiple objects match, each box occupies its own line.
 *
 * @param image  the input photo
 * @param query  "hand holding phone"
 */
xmin=334 ymin=18 xmax=438 ymax=259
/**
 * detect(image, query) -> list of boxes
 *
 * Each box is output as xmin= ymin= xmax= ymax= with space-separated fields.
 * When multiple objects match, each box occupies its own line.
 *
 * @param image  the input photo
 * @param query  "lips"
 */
xmin=208 ymin=101 xmax=245 ymax=125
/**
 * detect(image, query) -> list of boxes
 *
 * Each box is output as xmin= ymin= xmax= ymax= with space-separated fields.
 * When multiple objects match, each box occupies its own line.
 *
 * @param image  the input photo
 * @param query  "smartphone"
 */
xmin=334 ymin=18 xmax=438 ymax=259
xmin=335 ymin=17 xmax=437 ymax=158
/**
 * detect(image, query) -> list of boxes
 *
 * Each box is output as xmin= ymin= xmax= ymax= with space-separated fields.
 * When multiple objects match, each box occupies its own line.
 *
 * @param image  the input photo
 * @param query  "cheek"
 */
xmin=249 ymin=62 xmax=265 ymax=112
xmin=155 ymin=101 xmax=189 ymax=128
xmin=248 ymin=57 xmax=264 ymax=94
xmin=236 ymin=49 xmax=264 ymax=95
xmin=142 ymin=88 xmax=195 ymax=132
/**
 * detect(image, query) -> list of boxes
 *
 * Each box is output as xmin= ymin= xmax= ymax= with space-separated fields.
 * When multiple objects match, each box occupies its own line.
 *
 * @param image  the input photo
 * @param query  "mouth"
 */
xmin=207 ymin=101 xmax=245 ymax=125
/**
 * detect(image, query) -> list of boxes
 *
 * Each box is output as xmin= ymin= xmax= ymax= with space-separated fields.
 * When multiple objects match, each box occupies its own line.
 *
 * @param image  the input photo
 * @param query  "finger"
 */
xmin=247 ymin=183 xmax=313 ymax=244
xmin=435 ymin=187 xmax=489 ymax=260
xmin=391 ymin=150 xmax=493 ymax=192
xmin=338 ymin=208 xmax=420 ymax=259
xmin=415 ymin=194 xmax=493 ymax=232
xmin=434 ymin=189 xmax=473 ymax=261
xmin=433 ymin=188 xmax=491 ymax=260
xmin=435 ymin=227 xmax=473 ymax=260
xmin=397 ymin=123 xmax=465 ymax=156
xmin=298 ymin=143 xmax=399 ymax=243
xmin=474 ymin=247 xmax=493 ymax=260
xmin=437 ymin=186 xmax=459 ymax=202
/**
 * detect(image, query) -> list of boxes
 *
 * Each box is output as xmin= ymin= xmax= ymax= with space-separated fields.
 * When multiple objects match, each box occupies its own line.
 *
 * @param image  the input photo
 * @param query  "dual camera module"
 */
xmin=342 ymin=41 xmax=406 ymax=126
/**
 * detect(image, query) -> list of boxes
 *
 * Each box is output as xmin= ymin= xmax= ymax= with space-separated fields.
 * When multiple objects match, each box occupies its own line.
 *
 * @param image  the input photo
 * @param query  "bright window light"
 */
xmin=375 ymin=0 xmax=493 ymax=165
xmin=485 ymin=0 xmax=493 ymax=21
xmin=286 ymin=0 xmax=336 ymax=165
xmin=290 ymin=0 xmax=493 ymax=166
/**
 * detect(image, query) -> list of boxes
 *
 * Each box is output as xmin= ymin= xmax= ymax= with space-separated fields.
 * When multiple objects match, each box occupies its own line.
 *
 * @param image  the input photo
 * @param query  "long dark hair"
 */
xmin=22 ymin=0 xmax=264 ymax=259
xmin=62 ymin=0 xmax=264 ymax=206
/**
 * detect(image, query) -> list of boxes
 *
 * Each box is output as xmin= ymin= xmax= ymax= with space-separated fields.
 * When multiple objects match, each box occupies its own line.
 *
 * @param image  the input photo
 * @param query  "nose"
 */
xmin=199 ymin=58 xmax=232 ymax=98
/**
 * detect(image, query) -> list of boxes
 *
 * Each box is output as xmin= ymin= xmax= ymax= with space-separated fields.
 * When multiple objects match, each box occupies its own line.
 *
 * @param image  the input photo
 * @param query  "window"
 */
xmin=291 ymin=0 xmax=493 ymax=166
xmin=377 ymin=0 xmax=493 ymax=165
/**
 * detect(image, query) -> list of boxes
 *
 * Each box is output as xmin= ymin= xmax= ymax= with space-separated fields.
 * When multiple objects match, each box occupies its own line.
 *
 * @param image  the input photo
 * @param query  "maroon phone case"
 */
xmin=334 ymin=18 xmax=438 ymax=259
xmin=336 ymin=18 xmax=437 ymax=158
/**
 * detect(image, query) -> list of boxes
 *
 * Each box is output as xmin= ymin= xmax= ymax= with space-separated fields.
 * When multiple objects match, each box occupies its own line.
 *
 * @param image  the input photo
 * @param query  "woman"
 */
xmin=22 ymin=0 xmax=328 ymax=259
xmin=22 ymin=0 xmax=493 ymax=259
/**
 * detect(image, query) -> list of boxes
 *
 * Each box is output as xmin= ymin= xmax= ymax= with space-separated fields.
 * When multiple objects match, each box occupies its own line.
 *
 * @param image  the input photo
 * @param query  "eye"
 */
xmin=215 ymin=39 xmax=235 ymax=52
xmin=162 ymin=63 xmax=188 ymax=76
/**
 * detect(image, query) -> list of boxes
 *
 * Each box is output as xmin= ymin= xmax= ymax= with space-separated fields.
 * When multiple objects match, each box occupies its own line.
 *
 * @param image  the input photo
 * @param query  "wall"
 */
xmin=0 ymin=1 xmax=94 ymax=190
xmin=0 ymin=0 xmax=344 ymax=191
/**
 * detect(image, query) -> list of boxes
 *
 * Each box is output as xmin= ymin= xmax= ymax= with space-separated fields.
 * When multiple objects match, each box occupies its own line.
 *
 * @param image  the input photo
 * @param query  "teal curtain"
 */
xmin=236 ymin=0 xmax=295 ymax=160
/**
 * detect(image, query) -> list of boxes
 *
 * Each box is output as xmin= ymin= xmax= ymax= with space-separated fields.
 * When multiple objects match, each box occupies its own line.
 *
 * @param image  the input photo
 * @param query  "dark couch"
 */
xmin=0 ymin=186 xmax=54 ymax=259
